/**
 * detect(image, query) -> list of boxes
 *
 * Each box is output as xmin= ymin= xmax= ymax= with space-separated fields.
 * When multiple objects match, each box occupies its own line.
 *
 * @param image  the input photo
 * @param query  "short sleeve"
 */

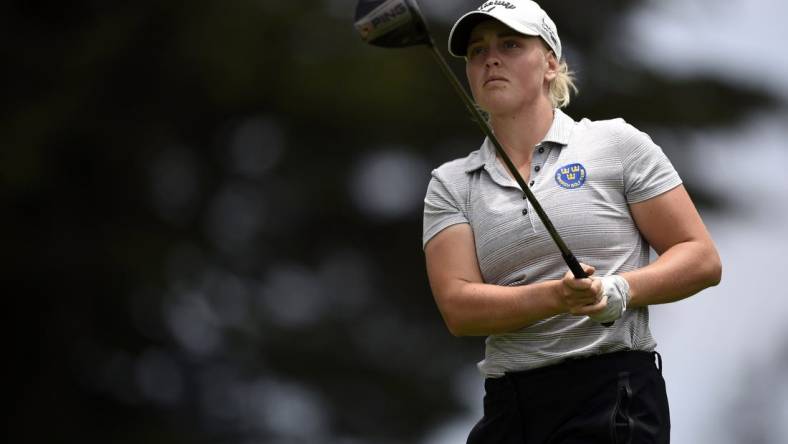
xmin=621 ymin=126 xmax=683 ymax=203
xmin=422 ymin=171 xmax=469 ymax=248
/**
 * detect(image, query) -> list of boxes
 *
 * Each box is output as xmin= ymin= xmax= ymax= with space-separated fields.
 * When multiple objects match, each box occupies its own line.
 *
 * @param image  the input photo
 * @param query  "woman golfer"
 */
xmin=422 ymin=1 xmax=721 ymax=442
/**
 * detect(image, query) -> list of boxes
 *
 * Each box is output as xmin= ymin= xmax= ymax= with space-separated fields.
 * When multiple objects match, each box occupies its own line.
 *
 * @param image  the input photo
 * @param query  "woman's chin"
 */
xmin=481 ymin=103 xmax=519 ymax=119
xmin=478 ymin=92 xmax=522 ymax=113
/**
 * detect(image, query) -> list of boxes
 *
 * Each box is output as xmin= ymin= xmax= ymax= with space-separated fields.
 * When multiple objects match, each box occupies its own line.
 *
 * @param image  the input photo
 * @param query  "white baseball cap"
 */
xmin=448 ymin=0 xmax=562 ymax=60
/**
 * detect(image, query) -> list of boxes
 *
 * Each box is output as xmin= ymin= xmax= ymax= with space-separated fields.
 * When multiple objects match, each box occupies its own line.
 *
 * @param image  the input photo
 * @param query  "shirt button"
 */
xmin=534 ymin=165 xmax=541 ymax=172
xmin=522 ymin=208 xmax=528 ymax=215
xmin=538 ymin=147 xmax=545 ymax=153
xmin=522 ymin=193 xmax=527 ymax=199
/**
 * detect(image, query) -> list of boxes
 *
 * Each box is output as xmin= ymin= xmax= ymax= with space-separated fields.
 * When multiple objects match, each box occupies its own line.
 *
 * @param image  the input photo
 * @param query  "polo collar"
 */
xmin=464 ymin=109 xmax=576 ymax=173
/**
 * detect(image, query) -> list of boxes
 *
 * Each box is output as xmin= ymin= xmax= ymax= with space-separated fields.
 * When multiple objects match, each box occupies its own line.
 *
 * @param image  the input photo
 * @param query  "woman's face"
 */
xmin=465 ymin=20 xmax=557 ymax=117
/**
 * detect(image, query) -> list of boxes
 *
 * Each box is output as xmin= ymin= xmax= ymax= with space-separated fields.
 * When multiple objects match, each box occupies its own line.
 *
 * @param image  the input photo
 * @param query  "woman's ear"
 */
xmin=544 ymin=50 xmax=559 ymax=82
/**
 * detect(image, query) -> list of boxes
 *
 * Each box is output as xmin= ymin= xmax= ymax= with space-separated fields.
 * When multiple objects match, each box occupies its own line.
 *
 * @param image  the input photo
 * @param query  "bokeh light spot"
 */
xmin=349 ymin=147 xmax=429 ymax=221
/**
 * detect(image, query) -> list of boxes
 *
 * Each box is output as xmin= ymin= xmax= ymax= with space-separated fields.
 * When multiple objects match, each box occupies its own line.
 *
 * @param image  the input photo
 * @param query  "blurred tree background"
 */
xmin=4 ymin=0 xmax=784 ymax=443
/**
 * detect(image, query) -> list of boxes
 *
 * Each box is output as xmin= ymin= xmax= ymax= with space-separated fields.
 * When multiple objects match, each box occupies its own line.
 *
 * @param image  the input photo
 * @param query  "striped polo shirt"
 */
xmin=423 ymin=109 xmax=682 ymax=377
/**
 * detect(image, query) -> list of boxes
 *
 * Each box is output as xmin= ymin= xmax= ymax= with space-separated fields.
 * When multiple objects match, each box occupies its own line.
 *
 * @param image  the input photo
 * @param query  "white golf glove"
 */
xmin=589 ymin=275 xmax=631 ymax=324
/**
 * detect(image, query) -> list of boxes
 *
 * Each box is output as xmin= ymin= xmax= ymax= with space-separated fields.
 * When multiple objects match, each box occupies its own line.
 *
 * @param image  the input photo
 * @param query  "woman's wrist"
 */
xmin=588 ymin=275 xmax=631 ymax=323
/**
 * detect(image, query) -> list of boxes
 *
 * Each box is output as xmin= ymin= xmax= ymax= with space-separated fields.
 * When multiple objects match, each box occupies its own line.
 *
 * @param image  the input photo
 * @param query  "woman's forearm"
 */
xmin=622 ymin=240 xmax=721 ymax=308
xmin=436 ymin=279 xmax=565 ymax=337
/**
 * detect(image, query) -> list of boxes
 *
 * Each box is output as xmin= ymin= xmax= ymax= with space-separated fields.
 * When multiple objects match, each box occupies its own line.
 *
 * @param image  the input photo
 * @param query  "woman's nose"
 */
xmin=484 ymin=48 xmax=501 ymax=67
xmin=485 ymin=57 xmax=500 ymax=68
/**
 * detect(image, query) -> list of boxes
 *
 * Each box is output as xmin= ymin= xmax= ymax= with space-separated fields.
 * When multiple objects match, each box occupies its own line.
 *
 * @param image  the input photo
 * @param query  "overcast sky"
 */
xmin=622 ymin=0 xmax=788 ymax=100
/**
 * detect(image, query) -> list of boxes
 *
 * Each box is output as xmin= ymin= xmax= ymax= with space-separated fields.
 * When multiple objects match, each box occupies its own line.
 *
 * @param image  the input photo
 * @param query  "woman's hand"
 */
xmin=559 ymin=263 xmax=607 ymax=316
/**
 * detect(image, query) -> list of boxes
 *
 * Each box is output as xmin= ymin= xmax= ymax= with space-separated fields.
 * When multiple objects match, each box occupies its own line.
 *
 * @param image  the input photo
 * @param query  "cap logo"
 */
xmin=555 ymin=163 xmax=587 ymax=189
xmin=541 ymin=17 xmax=558 ymax=47
xmin=478 ymin=1 xmax=516 ymax=13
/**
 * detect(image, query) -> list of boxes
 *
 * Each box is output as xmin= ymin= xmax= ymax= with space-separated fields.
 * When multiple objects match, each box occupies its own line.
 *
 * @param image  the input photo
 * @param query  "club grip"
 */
xmin=566 ymin=253 xmax=587 ymax=279
xmin=563 ymin=253 xmax=614 ymax=328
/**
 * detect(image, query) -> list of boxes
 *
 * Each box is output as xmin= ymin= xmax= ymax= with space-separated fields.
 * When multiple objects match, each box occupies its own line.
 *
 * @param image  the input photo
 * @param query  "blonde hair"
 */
xmin=549 ymin=60 xmax=578 ymax=109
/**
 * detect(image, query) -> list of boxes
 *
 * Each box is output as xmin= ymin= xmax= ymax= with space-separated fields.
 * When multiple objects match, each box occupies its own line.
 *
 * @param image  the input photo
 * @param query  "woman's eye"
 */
xmin=503 ymin=40 xmax=519 ymax=49
xmin=468 ymin=46 xmax=485 ymax=57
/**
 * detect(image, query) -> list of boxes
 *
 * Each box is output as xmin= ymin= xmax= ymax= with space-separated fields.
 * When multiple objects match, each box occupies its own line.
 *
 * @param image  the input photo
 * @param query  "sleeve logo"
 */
xmin=555 ymin=163 xmax=587 ymax=189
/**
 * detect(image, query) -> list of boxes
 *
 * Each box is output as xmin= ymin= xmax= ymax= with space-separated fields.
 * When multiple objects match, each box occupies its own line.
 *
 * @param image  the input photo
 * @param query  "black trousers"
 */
xmin=467 ymin=350 xmax=670 ymax=444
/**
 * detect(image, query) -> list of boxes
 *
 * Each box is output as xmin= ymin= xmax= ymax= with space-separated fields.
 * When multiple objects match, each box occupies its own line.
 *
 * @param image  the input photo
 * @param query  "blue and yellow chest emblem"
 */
xmin=555 ymin=163 xmax=587 ymax=189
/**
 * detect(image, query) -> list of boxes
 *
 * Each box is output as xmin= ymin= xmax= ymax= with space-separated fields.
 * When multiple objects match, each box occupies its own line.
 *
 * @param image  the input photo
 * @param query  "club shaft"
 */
xmin=426 ymin=43 xmax=587 ymax=279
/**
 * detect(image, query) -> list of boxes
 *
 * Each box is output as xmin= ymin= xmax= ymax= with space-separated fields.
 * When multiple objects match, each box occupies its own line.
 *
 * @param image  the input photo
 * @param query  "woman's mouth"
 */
xmin=484 ymin=76 xmax=508 ymax=86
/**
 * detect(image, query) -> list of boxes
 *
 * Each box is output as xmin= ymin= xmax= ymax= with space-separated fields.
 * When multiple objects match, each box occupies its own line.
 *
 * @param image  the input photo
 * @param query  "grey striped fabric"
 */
xmin=423 ymin=109 xmax=682 ymax=377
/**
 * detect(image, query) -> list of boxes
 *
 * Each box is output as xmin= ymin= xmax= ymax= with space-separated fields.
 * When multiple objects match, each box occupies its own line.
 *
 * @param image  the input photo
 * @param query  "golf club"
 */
xmin=354 ymin=0 xmax=613 ymax=326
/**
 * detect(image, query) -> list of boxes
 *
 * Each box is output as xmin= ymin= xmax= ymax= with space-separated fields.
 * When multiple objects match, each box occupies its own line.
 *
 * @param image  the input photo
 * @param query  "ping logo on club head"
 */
xmin=555 ymin=163 xmax=587 ymax=189
xmin=479 ymin=1 xmax=516 ymax=13
xmin=354 ymin=0 xmax=413 ymax=44
xmin=370 ymin=2 xmax=408 ymax=28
